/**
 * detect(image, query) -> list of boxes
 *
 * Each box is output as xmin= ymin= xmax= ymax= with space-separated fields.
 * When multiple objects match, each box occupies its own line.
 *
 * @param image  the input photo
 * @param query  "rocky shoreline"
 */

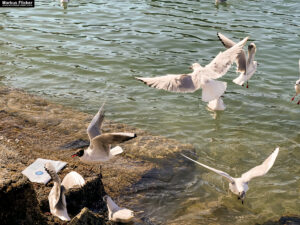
xmin=1 ymin=85 xmax=299 ymax=225
xmin=0 ymin=85 xmax=194 ymax=225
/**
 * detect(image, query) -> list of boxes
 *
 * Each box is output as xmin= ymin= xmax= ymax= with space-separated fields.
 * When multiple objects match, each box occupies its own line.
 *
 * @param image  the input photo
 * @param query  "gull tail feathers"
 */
xmin=110 ymin=146 xmax=124 ymax=156
xmin=202 ymin=80 xmax=227 ymax=102
xmin=233 ymin=73 xmax=247 ymax=86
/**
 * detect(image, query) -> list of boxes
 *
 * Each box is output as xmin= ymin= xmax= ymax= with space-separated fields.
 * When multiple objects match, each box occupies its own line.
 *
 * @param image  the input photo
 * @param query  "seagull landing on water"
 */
xmin=136 ymin=37 xmax=248 ymax=103
xmin=71 ymin=103 xmax=137 ymax=163
xmin=181 ymin=147 xmax=279 ymax=204
xmin=103 ymin=195 xmax=135 ymax=223
xmin=291 ymin=60 xmax=300 ymax=104
xmin=44 ymin=162 xmax=85 ymax=221
xmin=217 ymin=32 xmax=257 ymax=88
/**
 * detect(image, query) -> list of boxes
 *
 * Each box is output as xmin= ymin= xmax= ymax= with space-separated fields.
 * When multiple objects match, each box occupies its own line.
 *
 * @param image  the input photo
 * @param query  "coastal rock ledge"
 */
xmin=0 ymin=85 xmax=194 ymax=225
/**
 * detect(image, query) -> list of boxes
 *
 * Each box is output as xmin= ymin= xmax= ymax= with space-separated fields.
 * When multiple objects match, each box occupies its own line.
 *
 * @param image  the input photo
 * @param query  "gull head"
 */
xmin=248 ymin=43 xmax=256 ymax=53
xmin=72 ymin=149 xmax=84 ymax=158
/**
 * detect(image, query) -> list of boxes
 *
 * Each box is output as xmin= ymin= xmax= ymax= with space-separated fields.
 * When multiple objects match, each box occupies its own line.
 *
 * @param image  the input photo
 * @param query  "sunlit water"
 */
xmin=0 ymin=0 xmax=299 ymax=224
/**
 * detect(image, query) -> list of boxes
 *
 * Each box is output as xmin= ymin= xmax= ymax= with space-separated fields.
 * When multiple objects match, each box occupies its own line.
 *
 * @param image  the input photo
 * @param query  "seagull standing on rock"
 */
xmin=136 ymin=37 xmax=248 ymax=103
xmin=181 ymin=147 xmax=279 ymax=204
xmin=291 ymin=59 xmax=300 ymax=104
xmin=217 ymin=32 xmax=257 ymax=88
xmin=71 ymin=103 xmax=137 ymax=163
xmin=44 ymin=162 xmax=85 ymax=221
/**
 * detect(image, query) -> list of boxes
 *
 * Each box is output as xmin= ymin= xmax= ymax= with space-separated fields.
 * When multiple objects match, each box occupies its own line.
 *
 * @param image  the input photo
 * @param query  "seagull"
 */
xmin=136 ymin=37 xmax=248 ymax=103
xmin=71 ymin=103 xmax=137 ymax=163
xmin=44 ymin=162 xmax=85 ymax=221
xmin=291 ymin=59 xmax=300 ymax=104
xmin=103 ymin=195 xmax=135 ymax=223
xmin=217 ymin=32 xmax=257 ymax=88
xmin=60 ymin=0 xmax=69 ymax=9
xmin=207 ymin=97 xmax=226 ymax=111
xmin=181 ymin=147 xmax=279 ymax=204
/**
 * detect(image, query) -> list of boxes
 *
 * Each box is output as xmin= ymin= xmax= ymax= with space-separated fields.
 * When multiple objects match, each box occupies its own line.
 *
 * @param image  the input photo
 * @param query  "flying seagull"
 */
xmin=103 ymin=195 xmax=135 ymax=223
xmin=136 ymin=37 xmax=248 ymax=102
xmin=291 ymin=59 xmax=300 ymax=104
xmin=44 ymin=162 xmax=85 ymax=221
xmin=71 ymin=103 xmax=137 ymax=163
xmin=181 ymin=147 xmax=279 ymax=204
xmin=217 ymin=32 xmax=257 ymax=88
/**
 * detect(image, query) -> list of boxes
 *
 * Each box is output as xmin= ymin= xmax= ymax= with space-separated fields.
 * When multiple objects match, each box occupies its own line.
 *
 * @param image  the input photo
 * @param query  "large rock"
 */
xmin=0 ymin=86 xmax=194 ymax=224
xmin=69 ymin=208 xmax=106 ymax=225
xmin=0 ymin=143 xmax=46 ymax=225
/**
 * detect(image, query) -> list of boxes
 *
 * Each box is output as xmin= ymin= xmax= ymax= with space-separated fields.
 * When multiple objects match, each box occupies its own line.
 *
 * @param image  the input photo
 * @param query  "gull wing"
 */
xmin=61 ymin=171 xmax=85 ymax=191
xmin=87 ymin=102 xmax=105 ymax=141
xmin=201 ymin=77 xmax=227 ymax=102
xmin=241 ymin=147 xmax=279 ymax=183
xmin=136 ymin=73 xmax=201 ymax=93
xmin=204 ymin=36 xmax=248 ymax=79
xmin=91 ymin=133 xmax=136 ymax=149
xmin=181 ymin=154 xmax=234 ymax=183
xmin=44 ymin=162 xmax=61 ymax=207
xmin=217 ymin=32 xmax=247 ymax=74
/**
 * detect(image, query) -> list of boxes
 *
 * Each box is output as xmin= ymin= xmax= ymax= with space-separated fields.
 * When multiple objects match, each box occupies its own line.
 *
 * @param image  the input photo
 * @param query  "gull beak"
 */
xmin=237 ymin=191 xmax=246 ymax=204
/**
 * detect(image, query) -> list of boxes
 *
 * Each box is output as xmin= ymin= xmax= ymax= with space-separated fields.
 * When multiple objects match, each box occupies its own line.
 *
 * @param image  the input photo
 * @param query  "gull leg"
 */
xmin=291 ymin=95 xmax=296 ymax=101
xmin=246 ymin=81 xmax=249 ymax=88
xmin=297 ymin=100 xmax=300 ymax=105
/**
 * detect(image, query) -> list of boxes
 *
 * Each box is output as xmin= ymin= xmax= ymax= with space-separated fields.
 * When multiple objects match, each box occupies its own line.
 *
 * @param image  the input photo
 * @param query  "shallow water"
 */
xmin=0 ymin=0 xmax=299 ymax=224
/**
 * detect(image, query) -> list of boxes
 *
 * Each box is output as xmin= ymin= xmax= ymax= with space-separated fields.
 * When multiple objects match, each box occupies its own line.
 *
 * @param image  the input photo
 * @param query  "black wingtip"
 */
xmin=217 ymin=32 xmax=226 ymax=47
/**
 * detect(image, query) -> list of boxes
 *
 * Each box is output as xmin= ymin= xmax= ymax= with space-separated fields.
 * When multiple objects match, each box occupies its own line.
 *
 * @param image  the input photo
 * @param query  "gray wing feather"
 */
xmin=136 ymin=73 xmax=201 ymax=93
xmin=44 ymin=162 xmax=61 ymax=207
xmin=181 ymin=154 xmax=234 ymax=183
xmin=87 ymin=102 xmax=105 ymax=141
xmin=217 ymin=32 xmax=247 ymax=74
xmin=92 ymin=133 xmax=136 ymax=148
xmin=204 ymin=36 xmax=248 ymax=79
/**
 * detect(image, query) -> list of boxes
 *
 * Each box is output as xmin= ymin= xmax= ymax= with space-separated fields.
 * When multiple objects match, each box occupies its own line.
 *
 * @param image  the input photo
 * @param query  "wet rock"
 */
xmin=69 ymin=207 xmax=105 ymax=225
xmin=257 ymin=215 xmax=300 ymax=225
xmin=0 ymin=146 xmax=46 ymax=225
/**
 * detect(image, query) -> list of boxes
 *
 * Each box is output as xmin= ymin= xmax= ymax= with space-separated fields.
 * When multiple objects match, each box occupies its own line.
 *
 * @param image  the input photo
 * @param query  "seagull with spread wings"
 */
xmin=181 ymin=147 xmax=279 ymax=204
xmin=217 ymin=32 xmax=257 ymax=88
xmin=136 ymin=37 xmax=248 ymax=103
xmin=71 ymin=103 xmax=137 ymax=163
xmin=44 ymin=162 xmax=85 ymax=221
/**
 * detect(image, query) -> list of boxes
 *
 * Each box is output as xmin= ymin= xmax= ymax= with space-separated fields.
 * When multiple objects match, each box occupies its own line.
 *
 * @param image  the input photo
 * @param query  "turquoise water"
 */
xmin=0 ymin=0 xmax=299 ymax=224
